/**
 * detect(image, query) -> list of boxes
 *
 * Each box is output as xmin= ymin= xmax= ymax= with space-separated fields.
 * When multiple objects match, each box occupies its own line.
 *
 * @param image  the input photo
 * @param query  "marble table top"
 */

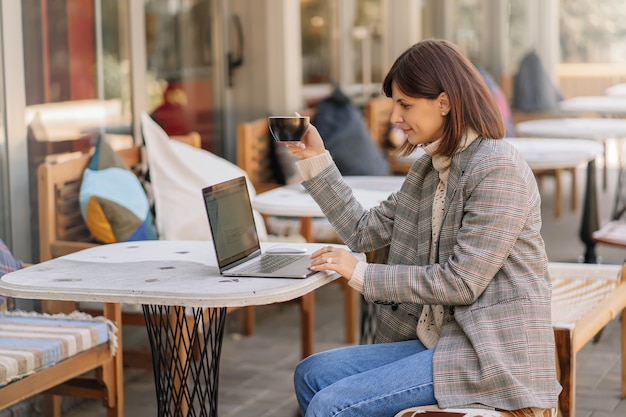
xmin=0 ymin=240 xmax=349 ymax=308
xmin=559 ymin=95 xmax=626 ymax=115
xmin=605 ymin=83 xmax=626 ymax=97
xmin=516 ymin=118 xmax=626 ymax=139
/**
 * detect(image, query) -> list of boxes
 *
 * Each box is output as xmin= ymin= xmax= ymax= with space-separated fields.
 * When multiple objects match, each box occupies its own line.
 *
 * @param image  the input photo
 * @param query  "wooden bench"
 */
xmin=37 ymin=136 xmax=254 ymax=368
xmin=0 ymin=303 xmax=123 ymax=417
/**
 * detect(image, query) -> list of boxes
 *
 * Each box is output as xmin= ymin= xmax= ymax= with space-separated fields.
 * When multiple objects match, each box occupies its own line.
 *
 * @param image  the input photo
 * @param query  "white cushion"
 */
xmin=141 ymin=113 xmax=268 ymax=242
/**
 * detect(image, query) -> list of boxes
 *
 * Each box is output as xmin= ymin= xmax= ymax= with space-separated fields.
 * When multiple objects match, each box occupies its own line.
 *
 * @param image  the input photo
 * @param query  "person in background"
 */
xmin=287 ymin=39 xmax=560 ymax=417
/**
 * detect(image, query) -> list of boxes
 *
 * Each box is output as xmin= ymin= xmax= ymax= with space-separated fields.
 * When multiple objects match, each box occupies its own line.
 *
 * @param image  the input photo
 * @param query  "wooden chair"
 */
xmin=171 ymin=131 xmax=202 ymax=149
xmin=363 ymin=95 xmax=394 ymax=149
xmin=237 ymin=117 xmax=359 ymax=351
xmin=37 ymin=132 xmax=253 ymax=368
xmin=363 ymin=95 xmax=413 ymax=175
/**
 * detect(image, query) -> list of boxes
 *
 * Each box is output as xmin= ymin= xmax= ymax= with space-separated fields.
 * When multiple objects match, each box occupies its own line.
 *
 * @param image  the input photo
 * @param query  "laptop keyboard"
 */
xmin=237 ymin=254 xmax=307 ymax=274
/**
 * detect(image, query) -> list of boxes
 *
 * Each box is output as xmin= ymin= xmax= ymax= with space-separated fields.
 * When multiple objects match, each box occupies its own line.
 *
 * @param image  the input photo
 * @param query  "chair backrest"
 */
xmin=236 ymin=118 xmax=278 ymax=192
xmin=363 ymin=95 xmax=394 ymax=148
xmin=236 ymin=111 xmax=314 ymax=192
xmin=37 ymin=146 xmax=143 ymax=262
xmin=171 ymin=131 xmax=202 ymax=148
xmin=37 ymin=132 xmax=202 ymax=262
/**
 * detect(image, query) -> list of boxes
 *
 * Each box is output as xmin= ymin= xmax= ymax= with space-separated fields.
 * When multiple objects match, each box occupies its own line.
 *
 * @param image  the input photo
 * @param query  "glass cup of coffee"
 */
xmin=268 ymin=116 xmax=310 ymax=142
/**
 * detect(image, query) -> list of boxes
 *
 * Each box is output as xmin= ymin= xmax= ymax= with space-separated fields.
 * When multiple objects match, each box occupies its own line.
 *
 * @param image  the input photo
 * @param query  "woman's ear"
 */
xmin=438 ymin=92 xmax=451 ymax=116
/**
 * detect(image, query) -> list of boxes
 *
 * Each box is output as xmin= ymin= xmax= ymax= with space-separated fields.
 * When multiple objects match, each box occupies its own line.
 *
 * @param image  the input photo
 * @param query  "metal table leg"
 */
xmin=579 ymin=159 xmax=600 ymax=263
xmin=143 ymin=305 xmax=226 ymax=417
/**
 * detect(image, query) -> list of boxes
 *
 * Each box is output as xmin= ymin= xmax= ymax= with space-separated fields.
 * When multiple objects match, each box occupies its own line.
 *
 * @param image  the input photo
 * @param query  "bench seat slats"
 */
xmin=0 ymin=311 xmax=114 ymax=387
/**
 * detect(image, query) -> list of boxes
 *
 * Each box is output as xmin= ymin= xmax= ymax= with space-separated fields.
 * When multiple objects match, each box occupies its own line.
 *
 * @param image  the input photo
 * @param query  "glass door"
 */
xmin=144 ymin=0 xmax=226 ymax=154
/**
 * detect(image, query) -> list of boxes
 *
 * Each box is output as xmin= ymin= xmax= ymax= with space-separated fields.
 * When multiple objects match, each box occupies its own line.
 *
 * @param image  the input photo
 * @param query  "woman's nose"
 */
xmin=390 ymin=110 xmax=403 ymax=125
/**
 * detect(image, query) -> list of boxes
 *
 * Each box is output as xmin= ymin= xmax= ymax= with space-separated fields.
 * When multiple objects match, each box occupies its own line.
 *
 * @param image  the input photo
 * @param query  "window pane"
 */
xmin=0 ymin=10 xmax=7 ymax=240
xmin=301 ymin=0 xmax=333 ymax=84
xmin=22 ymin=0 xmax=132 ymax=260
xmin=145 ymin=0 xmax=217 ymax=151
xmin=560 ymin=0 xmax=626 ymax=63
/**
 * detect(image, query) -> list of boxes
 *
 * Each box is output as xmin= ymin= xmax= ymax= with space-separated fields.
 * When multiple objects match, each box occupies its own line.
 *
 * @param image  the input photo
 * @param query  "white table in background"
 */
xmin=606 ymin=83 xmax=626 ymax=97
xmin=516 ymin=117 xmax=626 ymax=195
xmin=374 ymin=137 xmax=605 ymax=263
xmin=516 ymin=117 xmax=626 ymax=139
xmin=253 ymin=176 xmax=404 ymax=242
xmin=558 ymin=95 xmax=626 ymax=116
xmin=516 ymin=117 xmax=626 ymax=189
xmin=515 ymin=118 xmax=626 ymax=263
xmin=392 ymin=137 xmax=602 ymax=172
xmin=0 ymin=240 xmax=348 ymax=417
xmin=392 ymin=138 xmax=603 ymax=218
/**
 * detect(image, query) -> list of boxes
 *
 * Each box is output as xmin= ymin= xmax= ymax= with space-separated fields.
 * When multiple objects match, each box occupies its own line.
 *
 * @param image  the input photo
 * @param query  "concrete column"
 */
xmin=265 ymin=0 xmax=303 ymax=114
xmin=484 ymin=0 xmax=509 ymax=82
xmin=528 ymin=0 xmax=560 ymax=81
xmin=382 ymin=0 xmax=423 ymax=71
xmin=0 ymin=0 xmax=30 ymax=261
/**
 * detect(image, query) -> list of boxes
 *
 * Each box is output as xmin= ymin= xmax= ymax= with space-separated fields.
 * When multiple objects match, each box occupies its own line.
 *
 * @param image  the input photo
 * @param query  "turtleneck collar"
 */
xmin=423 ymin=130 xmax=480 ymax=184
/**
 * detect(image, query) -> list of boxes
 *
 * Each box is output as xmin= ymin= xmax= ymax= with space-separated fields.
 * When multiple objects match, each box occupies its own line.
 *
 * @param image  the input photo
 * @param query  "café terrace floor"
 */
xmin=61 ymin=141 xmax=626 ymax=417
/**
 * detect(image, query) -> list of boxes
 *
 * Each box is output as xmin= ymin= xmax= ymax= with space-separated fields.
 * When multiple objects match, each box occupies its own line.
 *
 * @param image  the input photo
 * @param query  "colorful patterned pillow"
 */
xmin=0 ymin=238 xmax=22 ymax=308
xmin=79 ymin=136 xmax=157 ymax=244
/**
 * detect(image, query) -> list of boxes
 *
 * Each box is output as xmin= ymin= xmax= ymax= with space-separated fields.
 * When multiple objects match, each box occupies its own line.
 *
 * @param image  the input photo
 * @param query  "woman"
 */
xmin=288 ymin=39 xmax=560 ymax=416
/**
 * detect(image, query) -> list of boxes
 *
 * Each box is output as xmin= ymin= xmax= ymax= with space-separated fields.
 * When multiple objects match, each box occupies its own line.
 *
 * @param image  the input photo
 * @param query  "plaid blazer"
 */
xmin=303 ymin=138 xmax=560 ymax=410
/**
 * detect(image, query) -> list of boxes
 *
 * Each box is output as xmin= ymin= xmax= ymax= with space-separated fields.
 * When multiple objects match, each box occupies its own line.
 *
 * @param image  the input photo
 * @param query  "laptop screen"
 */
xmin=202 ymin=176 xmax=260 ymax=268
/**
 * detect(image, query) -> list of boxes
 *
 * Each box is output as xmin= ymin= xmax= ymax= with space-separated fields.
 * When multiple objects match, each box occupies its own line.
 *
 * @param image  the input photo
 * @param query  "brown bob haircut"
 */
xmin=382 ymin=39 xmax=505 ymax=158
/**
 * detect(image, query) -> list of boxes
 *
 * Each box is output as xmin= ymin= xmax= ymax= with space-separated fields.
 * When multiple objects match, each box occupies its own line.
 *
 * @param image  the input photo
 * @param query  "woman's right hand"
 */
xmin=284 ymin=122 xmax=327 ymax=160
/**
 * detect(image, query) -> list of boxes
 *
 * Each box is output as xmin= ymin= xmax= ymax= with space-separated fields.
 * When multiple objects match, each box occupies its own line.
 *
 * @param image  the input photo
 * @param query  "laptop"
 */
xmin=201 ymin=176 xmax=316 ymax=278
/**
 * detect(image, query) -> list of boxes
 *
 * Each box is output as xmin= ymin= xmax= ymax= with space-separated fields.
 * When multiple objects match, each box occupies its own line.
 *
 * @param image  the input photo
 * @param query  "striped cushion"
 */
xmin=0 ymin=311 xmax=115 ymax=387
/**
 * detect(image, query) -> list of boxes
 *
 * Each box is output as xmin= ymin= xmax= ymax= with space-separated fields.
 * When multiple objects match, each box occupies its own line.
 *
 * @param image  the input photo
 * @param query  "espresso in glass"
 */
xmin=268 ymin=116 xmax=310 ymax=142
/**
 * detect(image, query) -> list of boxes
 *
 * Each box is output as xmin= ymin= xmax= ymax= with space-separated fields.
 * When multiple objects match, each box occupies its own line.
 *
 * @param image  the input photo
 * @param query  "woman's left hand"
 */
xmin=309 ymin=245 xmax=359 ymax=279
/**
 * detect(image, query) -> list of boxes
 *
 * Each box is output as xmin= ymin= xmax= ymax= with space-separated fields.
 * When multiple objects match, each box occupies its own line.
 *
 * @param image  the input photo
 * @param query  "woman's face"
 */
xmin=390 ymin=82 xmax=449 ymax=146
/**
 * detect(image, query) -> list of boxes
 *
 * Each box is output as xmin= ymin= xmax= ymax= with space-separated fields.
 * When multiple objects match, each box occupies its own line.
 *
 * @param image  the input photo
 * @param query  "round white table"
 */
xmin=0 ymin=240 xmax=348 ymax=417
xmin=516 ymin=117 xmax=626 ymax=139
xmin=515 ymin=119 xmax=626 ymax=263
xmin=504 ymin=137 xmax=603 ymax=170
xmin=392 ymin=138 xmax=603 ymax=219
xmin=393 ymin=137 xmax=602 ymax=171
xmin=558 ymin=96 xmax=626 ymax=116
xmin=606 ymin=83 xmax=626 ymax=97
xmin=516 ymin=117 xmax=626 ymax=192
xmin=253 ymin=176 xmax=404 ymax=242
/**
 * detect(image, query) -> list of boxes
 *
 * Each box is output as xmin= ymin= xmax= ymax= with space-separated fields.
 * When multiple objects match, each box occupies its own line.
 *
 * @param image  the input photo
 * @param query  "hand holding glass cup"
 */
xmin=268 ymin=115 xmax=310 ymax=142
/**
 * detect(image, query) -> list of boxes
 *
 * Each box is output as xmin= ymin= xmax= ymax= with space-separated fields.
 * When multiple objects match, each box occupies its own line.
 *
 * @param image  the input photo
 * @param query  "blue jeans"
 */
xmin=294 ymin=339 xmax=435 ymax=417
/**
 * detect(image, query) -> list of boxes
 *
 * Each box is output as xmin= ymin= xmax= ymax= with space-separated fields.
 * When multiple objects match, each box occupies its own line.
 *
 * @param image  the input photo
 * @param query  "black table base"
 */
xmin=580 ymin=160 xmax=600 ymax=264
xmin=143 ymin=305 xmax=227 ymax=417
